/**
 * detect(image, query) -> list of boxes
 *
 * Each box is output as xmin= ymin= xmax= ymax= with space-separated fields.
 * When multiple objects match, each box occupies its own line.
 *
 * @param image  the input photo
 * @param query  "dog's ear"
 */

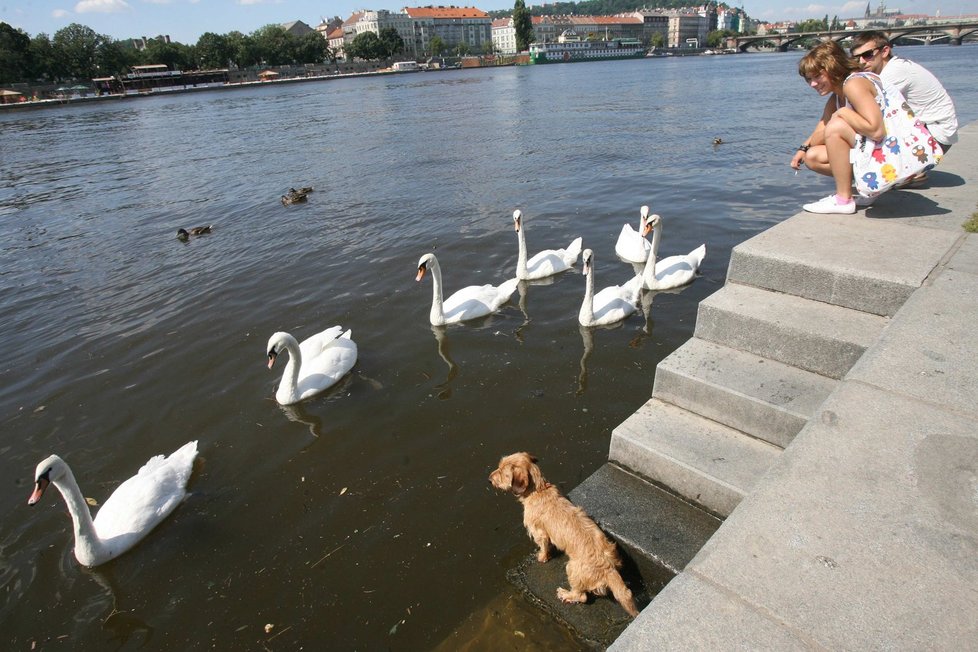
xmin=528 ymin=459 xmax=545 ymax=492
xmin=510 ymin=463 xmax=529 ymax=496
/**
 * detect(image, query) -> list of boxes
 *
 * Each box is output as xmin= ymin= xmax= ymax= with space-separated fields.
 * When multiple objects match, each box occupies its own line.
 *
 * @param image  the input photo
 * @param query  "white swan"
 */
xmin=639 ymin=213 xmax=706 ymax=291
xmin=578 ymin=249 xmax=642 ymax=327
xmin=27 ymin=441 xmax=198 ymax=567
xmin=615 ymin=205 xmax=652 ymax=264
xmin=267 ymin=327 xmax=357 ymax=405
xmin=416 ymin=253 xmax=519 ymax=326
xmin=513 ymin=209 xmax=582 ymax=280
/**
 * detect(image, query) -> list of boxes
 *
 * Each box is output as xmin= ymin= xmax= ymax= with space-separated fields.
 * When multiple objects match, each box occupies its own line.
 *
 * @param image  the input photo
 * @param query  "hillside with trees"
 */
xmin=0 ymin=20 xmax=333 ymax=85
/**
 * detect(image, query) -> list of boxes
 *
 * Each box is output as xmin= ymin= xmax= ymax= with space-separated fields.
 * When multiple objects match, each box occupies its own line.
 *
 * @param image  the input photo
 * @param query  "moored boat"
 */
xmin=528 ymin=30 xmax=646 ymax=64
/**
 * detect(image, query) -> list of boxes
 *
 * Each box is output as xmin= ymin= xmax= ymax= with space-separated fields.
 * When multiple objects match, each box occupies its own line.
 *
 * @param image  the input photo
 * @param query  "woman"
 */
xmin=790 ymin=41 xmax=885 ymax=214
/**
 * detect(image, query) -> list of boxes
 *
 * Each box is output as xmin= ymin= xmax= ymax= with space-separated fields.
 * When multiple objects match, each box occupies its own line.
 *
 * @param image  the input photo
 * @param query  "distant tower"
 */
xmin=865 ymin=2 xmax=871 ymax=18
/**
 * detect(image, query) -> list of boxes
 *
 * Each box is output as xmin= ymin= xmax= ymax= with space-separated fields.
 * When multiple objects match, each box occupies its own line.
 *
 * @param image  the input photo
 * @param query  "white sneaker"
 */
xmin=854 ymin=195 xmax=876 ymax=207
xmin=803 ymin=194 xmax=856 ymax=215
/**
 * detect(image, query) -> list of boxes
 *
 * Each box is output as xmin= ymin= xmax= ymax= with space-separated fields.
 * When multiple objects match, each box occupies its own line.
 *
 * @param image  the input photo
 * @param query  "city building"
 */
xmin=280 ymin=21 xmax=315 ymax=37
xmin=403 ymin=6 xmax=492 ymax=56
xmin=357 ymin=10 xmax=418 ymax=57
xmin=491 ymin=18 xmax=517 ymax=54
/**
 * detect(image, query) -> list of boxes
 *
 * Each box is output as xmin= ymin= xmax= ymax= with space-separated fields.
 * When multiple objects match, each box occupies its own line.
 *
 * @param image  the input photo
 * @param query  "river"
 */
xmin=1 ymin=46 xmax=975 ymax=651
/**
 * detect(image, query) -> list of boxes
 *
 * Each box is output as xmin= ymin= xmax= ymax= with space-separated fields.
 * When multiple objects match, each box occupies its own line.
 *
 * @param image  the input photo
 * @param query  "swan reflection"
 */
xmin=84 ymin=565 xmax=154 ymax=648
xmin=278 ymin=401 xmax=327 ymax=438
xmin=431 ymin=325 xmax=459 ymax=399
xmin=513 ymin=277 xmax=555 ymax=341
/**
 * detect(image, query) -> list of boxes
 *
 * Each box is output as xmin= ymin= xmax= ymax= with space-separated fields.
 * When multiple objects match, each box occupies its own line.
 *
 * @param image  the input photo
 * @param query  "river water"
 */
xmin=1 ymin=47 xmax=975 ymax=651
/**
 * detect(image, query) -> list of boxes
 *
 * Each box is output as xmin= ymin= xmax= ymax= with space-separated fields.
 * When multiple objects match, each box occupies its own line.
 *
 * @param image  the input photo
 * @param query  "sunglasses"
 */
xmin=853 ymin=46 xmax=883 ymax=61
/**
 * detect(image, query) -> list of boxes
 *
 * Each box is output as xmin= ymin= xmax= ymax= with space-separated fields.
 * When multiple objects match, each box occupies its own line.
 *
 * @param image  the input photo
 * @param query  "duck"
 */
xmin=512 ymin=209 xmax=582 ymax=280
xmin=713 ymin=137 xmax=724 ymax=145
xmin=176 ymin=226 xmax=212 ymax=241
xmin=614 ymin=205 xmax=652 ymax=264
xmin=578 ymin=249 xmax=642 ymax=327
xmin=416 ymin=253 xmax=519 ymax=326
xmin=639 ymin=213 xmax=706 ymax=291
xmin=27 ymin=441 xmax=198 ymax=567
xmin=281 ymin=187 xmax=313 ymax=206
xmin=266 ymin=327 xmax=357 ymax=405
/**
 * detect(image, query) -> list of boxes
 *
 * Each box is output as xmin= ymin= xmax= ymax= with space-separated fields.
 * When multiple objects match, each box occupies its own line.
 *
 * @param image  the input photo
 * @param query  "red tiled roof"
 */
xmin=404 ymin=6 xmax=488 ymax=19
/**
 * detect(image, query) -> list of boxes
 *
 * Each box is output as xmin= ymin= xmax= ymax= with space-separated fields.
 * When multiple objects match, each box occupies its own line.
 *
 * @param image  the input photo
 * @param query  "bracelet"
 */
xmin=798 ymin=144 xmax=811 ymax=152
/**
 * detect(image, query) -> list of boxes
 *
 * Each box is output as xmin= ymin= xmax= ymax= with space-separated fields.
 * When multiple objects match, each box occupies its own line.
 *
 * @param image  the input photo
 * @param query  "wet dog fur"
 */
xmin=489 ymin=452 xmax=639 ymax=617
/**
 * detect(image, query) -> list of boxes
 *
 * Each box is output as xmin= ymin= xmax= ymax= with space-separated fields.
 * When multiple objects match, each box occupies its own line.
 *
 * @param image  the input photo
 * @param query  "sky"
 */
xmin=2 ymin=0 xmax=975 ymax=45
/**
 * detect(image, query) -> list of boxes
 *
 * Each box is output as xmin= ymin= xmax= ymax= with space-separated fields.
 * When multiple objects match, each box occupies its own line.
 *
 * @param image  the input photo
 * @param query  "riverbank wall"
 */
xmin=505 ymin=119 xmax=978 ymax=648
xmin=601 ymin=119 xmax=978 ymax=648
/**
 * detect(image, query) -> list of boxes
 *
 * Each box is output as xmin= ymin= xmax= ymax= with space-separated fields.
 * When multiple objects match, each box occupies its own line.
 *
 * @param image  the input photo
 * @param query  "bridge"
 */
xmin=728 ymin=21 xmax=978 ymax=52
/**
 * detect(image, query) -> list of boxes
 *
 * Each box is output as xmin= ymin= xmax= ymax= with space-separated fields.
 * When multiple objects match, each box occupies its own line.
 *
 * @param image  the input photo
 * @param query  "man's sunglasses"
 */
xmin=853 ymin=46 xmax=883 ymax=61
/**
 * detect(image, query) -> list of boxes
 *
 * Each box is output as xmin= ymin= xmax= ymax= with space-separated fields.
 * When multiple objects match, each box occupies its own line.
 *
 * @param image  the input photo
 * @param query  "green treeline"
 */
xmin=0 ymin=21 xmax=336 ymax=84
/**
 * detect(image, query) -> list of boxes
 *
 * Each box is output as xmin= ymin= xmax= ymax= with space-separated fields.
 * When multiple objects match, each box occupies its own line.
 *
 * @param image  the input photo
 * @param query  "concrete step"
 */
xmin=506 ymin=463 xmax=721 ymax=648
xmin=653 ymin=337 xmax=837 ymax=449
xmin=694 ymin=283 xmax=888 ymax=380
xmin=725 ymin=213 xmax=959 ymax=317
xmin=609 ymin=398 xmax=782 ymax=517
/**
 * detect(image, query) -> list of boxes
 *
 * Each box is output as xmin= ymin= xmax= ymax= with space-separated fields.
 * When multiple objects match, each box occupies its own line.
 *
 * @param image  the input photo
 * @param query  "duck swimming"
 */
xmin=176 ymin=226 xmax=212 ymax=241
xmin=281 ymin=187 xmax=314 ymax=206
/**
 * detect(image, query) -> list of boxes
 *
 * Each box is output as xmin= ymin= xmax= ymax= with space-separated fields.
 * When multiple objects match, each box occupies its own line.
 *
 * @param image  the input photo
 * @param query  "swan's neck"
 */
xmin=579 ymin=267 xmax=595 ymax=326
xmin=642 ymin=226 xmax=663 ymax=289
xmin=428 ymin=261 xmax=446 ymax=326
xmin=52 ymin=468 xmax=105 ymax=564
xmin=516 ymin=225 xmax=528 ymax=279
xmin=276 ymin=336 xmax=302 ymax=404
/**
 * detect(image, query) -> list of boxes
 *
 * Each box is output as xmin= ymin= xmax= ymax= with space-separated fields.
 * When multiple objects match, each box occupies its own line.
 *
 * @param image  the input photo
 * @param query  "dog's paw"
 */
xmin=536 ymin=550 xmax=551 ymax=563
xmin=556 ymin=587 xmax=586 ymax=605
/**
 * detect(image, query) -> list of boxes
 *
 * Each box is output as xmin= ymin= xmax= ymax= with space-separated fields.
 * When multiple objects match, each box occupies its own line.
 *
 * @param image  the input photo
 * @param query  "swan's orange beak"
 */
xmin=28 ymin=476 xmax=49 ymax=506
xmin=642 ymin=222 xmax=653 ymax=237
xmin=416 ymin=266 xmax=426 ymax=282
xmin=267 ymin=351 xmax=277 ymax=369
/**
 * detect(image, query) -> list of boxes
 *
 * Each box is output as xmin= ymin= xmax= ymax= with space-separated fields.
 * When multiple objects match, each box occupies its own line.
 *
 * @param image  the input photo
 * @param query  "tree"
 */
xmin=252 ymin=24 xmax=294 ymax=65
xmin=481 ymin=40 xmax=495 ymax=55
xmin=142 ymin=38 xmax=186 ymax=70
xmin=455 ymin=41 xmax=471 ymax=57
xmin=96 ymin=38 xmax=139 ymax=76
xmin=378 ymin=27 xmax=404 ymax=59
xmin=196 ymin=32 xmax=232 ymax=69
xmin=707 ymin=29 xmax=736 ymax=48
xmin=29 ymin=33 xmax=56 ymax=81
xmin=347 ymin=31 xmax=384 ymax=60
xmin=0 ymin=22 xmax=32 ymax=83
xmin=429 ymin=35 xmax=445 ymax=57
xmin=295 ymin=31 xmax=330 ymax=64
xmin=513 ymin=0 xmax=534 ymax=52
xmin=225 ymin=31 xmax=259 ymax=68
xmin=52 ymin=23 xmax=104 ymax=80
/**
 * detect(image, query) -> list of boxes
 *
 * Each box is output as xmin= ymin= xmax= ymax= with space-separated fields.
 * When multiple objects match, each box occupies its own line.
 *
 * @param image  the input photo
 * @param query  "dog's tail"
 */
xmin=607 ymin=570 xmax=640 ymax=618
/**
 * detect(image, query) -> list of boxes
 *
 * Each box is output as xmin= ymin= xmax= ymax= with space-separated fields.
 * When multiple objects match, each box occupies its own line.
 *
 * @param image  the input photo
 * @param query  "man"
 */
xmin=850 ymin=31 xmax=958 ymax=181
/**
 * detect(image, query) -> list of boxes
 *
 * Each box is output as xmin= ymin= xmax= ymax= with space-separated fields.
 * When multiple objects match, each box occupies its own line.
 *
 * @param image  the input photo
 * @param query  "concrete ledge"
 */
xmin=727 ymin=214 xmax=959 ymax=316
xmin=610 ymin=399 xmax=781 ymax=517
xmin=695 ymin=283 xmax=888 ymax=379
xmin=654 ymin=337 xmax=836 ymax=448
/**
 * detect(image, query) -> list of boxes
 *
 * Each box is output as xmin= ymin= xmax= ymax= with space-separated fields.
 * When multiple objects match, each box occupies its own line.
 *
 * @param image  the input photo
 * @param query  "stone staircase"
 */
xmin=510 ymin=213 xmax=960 ymax=646
xmin=606 ymin=212 xmax=956 ymax=518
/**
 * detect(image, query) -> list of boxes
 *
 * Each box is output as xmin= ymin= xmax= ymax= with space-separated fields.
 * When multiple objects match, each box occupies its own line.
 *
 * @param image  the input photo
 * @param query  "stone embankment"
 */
xmin=516 ymin=121 xmax=978 ymax=649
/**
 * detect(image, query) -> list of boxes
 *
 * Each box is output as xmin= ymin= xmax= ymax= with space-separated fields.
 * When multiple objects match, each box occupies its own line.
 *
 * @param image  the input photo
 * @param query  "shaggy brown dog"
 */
xmin=489 ymin=452 xmax=639 ymax=617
